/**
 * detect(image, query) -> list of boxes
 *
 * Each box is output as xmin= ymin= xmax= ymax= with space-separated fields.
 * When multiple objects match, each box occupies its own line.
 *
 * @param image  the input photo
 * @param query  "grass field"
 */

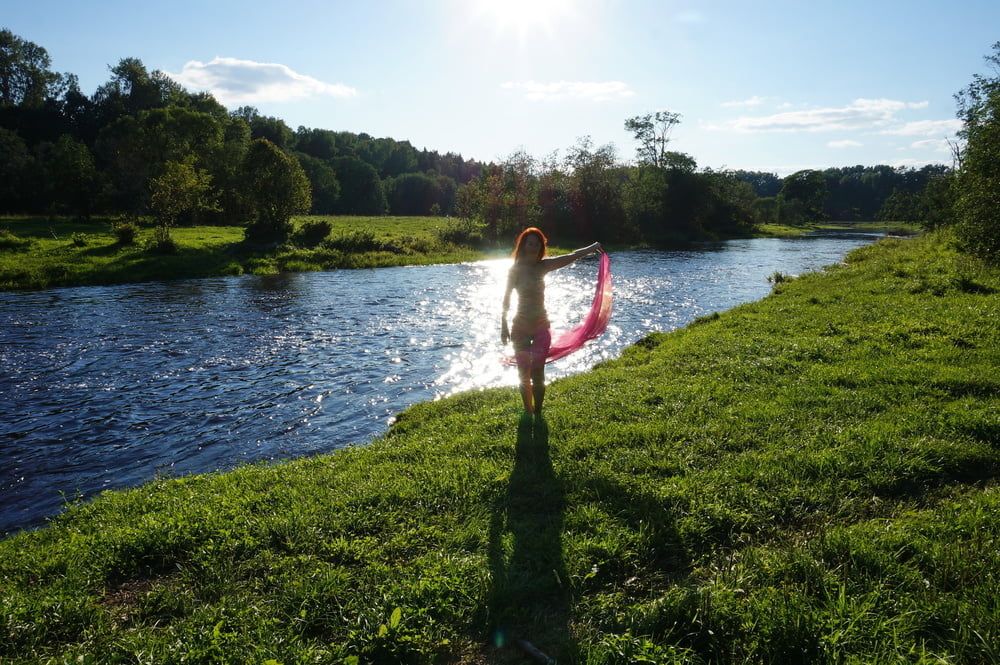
xmin=1 ymin=230 xmax=997 ymax=663
xmin=0 ymin=216 xmax=492 ymax=291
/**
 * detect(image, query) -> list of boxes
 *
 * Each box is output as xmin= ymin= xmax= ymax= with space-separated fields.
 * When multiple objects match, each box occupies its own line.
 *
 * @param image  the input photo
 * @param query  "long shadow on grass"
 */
xmin=487 ymin=413 xmax=572 ymax=660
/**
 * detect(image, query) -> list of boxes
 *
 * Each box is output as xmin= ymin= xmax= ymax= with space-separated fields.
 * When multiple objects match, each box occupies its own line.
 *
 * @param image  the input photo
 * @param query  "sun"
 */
xmin=470 ymin=0 xmax=575 ymax=40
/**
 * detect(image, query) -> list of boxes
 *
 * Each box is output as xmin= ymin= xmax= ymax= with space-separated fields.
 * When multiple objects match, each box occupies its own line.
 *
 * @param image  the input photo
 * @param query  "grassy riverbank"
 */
xmin=2 ymin=231 xmax=999 ymax=663
xmin=757 ymin=220 xmax=922 ymax=238
xmin=0 ymin=216 xmax=490 ymax=291
xmin=2 ymin=215 xmax=917 ymax=292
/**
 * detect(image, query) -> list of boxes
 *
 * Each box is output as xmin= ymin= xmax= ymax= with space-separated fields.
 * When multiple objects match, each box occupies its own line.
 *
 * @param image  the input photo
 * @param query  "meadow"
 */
xmin=1 ymin=229 xmax=997 ymax=662
xmin=0 ymin=216 xmax=489 ymax=291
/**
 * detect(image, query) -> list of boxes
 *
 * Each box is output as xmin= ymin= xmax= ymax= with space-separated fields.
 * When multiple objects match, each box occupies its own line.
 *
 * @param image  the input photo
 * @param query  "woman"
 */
xmin=501 ymin=227 xmax=602 ymax=415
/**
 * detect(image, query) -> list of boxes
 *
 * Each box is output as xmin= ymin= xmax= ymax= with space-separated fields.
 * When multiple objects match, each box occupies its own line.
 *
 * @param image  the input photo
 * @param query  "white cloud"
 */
xmin=827 ymin=139 xmax=863 ymax=148
xmin=910 ymin=138 xmax=953 ymax=152
xmin=721 ymin=96 xmax=766 ymax=108
xmin=501 ymin=80 xmax=635 ymax=102
xmin=715 ymin=98 xmax=931 ymax=133
xmin=165 ymin=57 xmax=358 ymax=105
xmin=880 ymin=119 xmax=963 ymax=137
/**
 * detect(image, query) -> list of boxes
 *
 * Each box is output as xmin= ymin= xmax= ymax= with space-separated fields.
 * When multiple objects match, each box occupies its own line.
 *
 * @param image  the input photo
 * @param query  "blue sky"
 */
xmin=7 ymin=0 xmax=998 ymax=174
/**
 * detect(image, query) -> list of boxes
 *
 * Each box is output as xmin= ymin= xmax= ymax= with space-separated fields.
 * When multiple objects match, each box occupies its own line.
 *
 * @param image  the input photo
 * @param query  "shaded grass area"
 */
xmin=0 ymin=216 xmax=490 ymax=291
xmin=1 ymin=231 xmax=998 ymax=662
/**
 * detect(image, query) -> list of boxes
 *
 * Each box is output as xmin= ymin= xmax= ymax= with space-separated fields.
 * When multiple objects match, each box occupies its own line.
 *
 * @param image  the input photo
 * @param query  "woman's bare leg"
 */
xmin=531 ymin=364 xmax=545 ymax=414
xmin=518 ymin=363 xmax=534 ymax=413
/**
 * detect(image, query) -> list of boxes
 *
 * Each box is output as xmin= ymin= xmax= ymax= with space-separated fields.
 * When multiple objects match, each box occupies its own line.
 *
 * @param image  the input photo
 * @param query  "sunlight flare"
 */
xmin=471 ymin=0 xmax=575 ymax=39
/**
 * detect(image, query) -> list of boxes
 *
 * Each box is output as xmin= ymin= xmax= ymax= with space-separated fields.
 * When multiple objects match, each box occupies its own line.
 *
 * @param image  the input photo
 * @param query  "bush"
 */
xmin=111 ymin=218 xmax=139 ymax=245
xmin=435 ymin=218 xmax=487 ymax=248
xmin=0 ymin=228 xmax=31 ymax=250
xmin=321 ymin=229 xmax=386 ymax=253
xmin=292 ymin=219 xmax=333 ymax=248
xmin=244 ymin=220 xmax=293 ymax=245
xmin=146 ymin=227 xmax=178 ymax=254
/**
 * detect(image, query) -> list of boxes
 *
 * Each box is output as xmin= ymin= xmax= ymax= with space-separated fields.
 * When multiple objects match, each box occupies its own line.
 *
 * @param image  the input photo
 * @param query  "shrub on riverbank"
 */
xmin=1 ymin=231 xmax=997 ymax=662
xmin=0 ymin=228 xmax=31 ymax=250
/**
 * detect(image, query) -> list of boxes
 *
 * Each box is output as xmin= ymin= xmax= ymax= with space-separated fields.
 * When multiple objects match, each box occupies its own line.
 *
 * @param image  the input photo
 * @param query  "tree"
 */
xmin=209 ymin=115 xmax=252 ymax=224
xmin=150 ymin=159 xmax=215 ymax=246
xmin=295 ymin=152 xmax=341 ymax=214
xmin=752 ymin=196 xmax=780 ymax=225
xmin=536 ymin=152 xmax=572 ymax=238
xmin=953 ymin=41 xmax=1000 ymax=260
xmin=232 ymin=107 xmax=295 ymax=151
xmin=39 ymin=134 xmax=100 ymax=215
xmin=733 ymin=170 xmax=782 ymax=197
xmin=0 ymin=127 xmax=31 ymax=211
xmin=294 ymin=127 xmax=341 ymax=161
xmin=625 ymin=111 xmax=682 ymax=169
xmin=434 ymin=174 xmax=458 ymax=215
xmin=565 ymin=137 xmax=625 ymax=241
xmin=0 ymin=29 xmax=63 ymax=108
xmin=92 ymin=58 xmax=183 ymax=126
xmin=920 ymin=174 xmax=956 ymax=230
xmin=330 ymin=156 xmax=386 ymax=215
xmin=96 ymin=106 xmax=226 ymax=212
xmin=240 ymin=139 xmax=311 ymax=243
xmin=386 ymin=172 xmax=442 ymax=215
xmin=701 ymin=170 xmax=758 ymax=234
xmin=780 ymin=170 xmax=828 ymax=222
xmin=877 ymin=189 xmax=922 ymax=222
xmin=60 ymin=74 xmax=98 ymax=143
xmin=623 ymin=164 xmax=668 ymax=240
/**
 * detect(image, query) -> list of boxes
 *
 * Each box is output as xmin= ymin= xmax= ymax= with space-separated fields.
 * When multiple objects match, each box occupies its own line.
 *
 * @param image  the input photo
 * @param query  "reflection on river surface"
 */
xmin=0 ymin=233 xmax=881 ymax=533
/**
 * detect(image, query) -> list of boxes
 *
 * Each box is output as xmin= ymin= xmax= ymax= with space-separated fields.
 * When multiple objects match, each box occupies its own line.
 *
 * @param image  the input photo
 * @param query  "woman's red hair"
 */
xmin=512 ymin=227 xmax=548 ymax=262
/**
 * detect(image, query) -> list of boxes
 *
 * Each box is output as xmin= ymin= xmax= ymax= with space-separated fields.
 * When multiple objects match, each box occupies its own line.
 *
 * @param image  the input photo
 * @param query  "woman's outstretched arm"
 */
xmin=541 ymin=241 xmax=602 ymax=272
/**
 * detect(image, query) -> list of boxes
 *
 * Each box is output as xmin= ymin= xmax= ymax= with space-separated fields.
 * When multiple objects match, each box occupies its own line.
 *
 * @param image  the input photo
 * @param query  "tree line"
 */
xmin=0 ymin=28 xmax=481 ymax=231
xmin=2 ymin=28 xmax=996 ymax=261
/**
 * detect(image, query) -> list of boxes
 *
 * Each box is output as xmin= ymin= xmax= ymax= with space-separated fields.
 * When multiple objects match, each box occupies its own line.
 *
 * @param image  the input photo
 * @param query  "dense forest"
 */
xmin=0 ymin=28 xmax=482 ymax=227
xmin=1 ymin=28 xmax=996 ymax=259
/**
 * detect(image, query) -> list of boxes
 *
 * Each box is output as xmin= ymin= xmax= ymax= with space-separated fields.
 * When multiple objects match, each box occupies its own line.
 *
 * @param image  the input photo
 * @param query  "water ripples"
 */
xmin=0 ymin=233 xmax=879 ymax=533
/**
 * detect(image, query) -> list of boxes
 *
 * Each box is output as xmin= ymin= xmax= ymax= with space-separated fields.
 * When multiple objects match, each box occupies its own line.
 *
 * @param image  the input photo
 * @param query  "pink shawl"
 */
xmin=504 ymin=252 xmax=613 ymax=365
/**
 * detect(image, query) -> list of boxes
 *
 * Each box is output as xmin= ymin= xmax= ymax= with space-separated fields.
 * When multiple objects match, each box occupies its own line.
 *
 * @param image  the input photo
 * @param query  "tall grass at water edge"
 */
xmin=1 ymin=230 xmax=998 ymax=663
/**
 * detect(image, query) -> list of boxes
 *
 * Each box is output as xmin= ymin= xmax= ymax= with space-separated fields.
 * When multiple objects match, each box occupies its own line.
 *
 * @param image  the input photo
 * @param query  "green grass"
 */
xmin=759 ymin=221 xmax=922 ymax=238
xmin=816 ymin=220 xmax=922 ymax=235
xmin=0 ymin=216 xmax=493 ymax=291
xmin=2 ymin=231 xmax=999 ymax=663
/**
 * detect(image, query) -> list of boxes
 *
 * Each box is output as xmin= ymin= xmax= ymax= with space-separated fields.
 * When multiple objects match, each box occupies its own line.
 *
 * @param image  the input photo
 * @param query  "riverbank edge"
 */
xmin=0 ymin=215 xmax=915 ymax=292
xmin=2 ymin=230 xmax=998 ymax=663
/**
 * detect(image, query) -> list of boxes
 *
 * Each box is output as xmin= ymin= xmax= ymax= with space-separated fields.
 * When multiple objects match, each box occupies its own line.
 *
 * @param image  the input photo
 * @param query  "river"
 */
xmin=0 ymin=232 xmax=882 ymax=534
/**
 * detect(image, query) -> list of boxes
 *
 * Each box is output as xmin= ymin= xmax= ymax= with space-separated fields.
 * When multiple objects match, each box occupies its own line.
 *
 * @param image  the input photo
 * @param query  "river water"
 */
xmin=0 ymin=232 xmax=881 ymax=534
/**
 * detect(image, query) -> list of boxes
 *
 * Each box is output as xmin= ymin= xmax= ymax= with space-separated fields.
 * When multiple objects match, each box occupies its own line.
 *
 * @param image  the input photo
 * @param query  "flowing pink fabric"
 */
xmin=546 ymin=252 xmax=612 ymax=363
xmin=504 ymin=252 xmax=612 ymax=365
